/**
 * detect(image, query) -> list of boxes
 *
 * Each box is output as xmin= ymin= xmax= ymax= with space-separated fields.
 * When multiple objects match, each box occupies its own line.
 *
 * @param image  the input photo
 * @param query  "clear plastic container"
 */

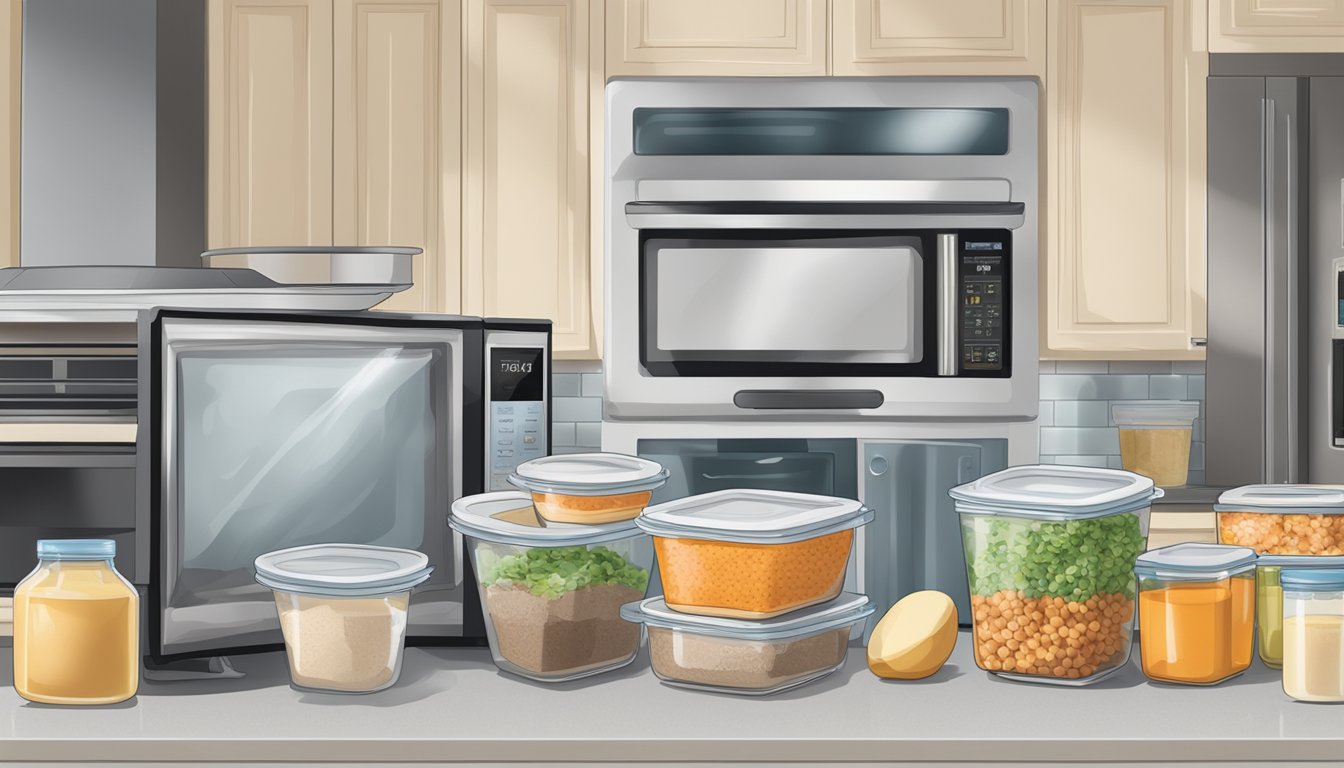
xmin=622 ymin=592 xmax=873 ymax=695
xmin=636 ymin=489 xmax=874 ymax=619
xmin=450 ymin=491 xmax=653 ymax=681
xmin=254 ymin=544 xmax=432 ymax=693
xmin=1253 ymin=555 xmax=1344 ymax=669
xmin=1134 ymin=543 xmax=1256 ymax=685
xmin=1111 ymin=400 xmax=1199 ymax=487
xmin=1281 ymin=568 xmax=1344 ymax=702
xmin=949 ymin=465 xmax=1159 ymax=685
xmin=508 ymin=453 xmax=668 ymax=524
xmin=13 ymin=539 xmax=139 ymax=705
xmin=1216 ymin=485 xmax=1344 ymax=556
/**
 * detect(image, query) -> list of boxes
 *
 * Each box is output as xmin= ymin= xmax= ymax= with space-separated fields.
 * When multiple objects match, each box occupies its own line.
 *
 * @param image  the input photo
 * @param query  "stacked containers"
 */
xmin=627 ymin=489 xmax=875 ymax=694
xmin=950 ymin=465 xmax=1159 ymax=685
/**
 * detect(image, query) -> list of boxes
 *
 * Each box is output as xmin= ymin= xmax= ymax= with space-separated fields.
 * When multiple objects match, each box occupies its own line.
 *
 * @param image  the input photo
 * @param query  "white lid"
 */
xmin=1257 ymin=554 xmax=1344 ymax=567
xmin=950 ymin=464 xmax=1162 ymax=519
xmin=1216 ymin=484 xmax=1344 ymax=514
xmin=254 ymin=544 xmax=432 ymax=597
xmin=508 ymin=453 xmax=669 ymax=495
xmin=448 ymin=491 xmax=644 ymax=546
xmin=621 ymin=592 xmax=873 ymax=640
xmin=636 ymin=488 xmax=873 ymax=544
xmin=1111 ymin=400 xmax=1200 ymax=427
xmin=1135 ymin=543 xmax=1257 ymax=578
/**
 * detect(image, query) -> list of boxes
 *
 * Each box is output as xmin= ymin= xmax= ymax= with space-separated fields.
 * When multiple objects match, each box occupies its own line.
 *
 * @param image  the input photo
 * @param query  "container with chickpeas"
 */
xmin=1215 ymin=485 xmax=1344 ymax=556
xmin=949 ymin=465 xmax=1159 ymax=686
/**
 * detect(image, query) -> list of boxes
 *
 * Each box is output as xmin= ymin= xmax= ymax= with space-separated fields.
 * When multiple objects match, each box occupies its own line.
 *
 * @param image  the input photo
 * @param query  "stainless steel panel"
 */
xmin=937 ymin=234 xmax=958 ymax=376
xmin=636 ymin=178 xmax=1013 ymax=202
xmin=1308 ymin=79 xmax=1344 ymax=481
xmin=626 ymin=212 xmax=1026 ymax=230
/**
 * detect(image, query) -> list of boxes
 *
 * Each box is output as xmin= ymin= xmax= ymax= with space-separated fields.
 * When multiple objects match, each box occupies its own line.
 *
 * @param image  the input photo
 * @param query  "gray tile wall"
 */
xmin=551 ymin=365 xmax=604 ymax=454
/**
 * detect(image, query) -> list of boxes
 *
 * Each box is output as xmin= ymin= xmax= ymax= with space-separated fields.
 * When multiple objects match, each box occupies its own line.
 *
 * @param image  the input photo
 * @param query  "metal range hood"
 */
xmin=20 ymin=0 xmax=205 ymax=268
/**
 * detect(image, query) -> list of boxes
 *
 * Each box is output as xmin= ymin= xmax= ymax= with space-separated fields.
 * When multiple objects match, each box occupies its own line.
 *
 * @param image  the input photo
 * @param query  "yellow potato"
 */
xmin=867 ymin=590 xmax=958 ymax=680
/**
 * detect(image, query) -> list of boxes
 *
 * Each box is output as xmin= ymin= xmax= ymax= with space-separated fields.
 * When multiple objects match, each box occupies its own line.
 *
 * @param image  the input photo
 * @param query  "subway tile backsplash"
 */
xmin=551 ymin=360 xmax=1208 ymax=484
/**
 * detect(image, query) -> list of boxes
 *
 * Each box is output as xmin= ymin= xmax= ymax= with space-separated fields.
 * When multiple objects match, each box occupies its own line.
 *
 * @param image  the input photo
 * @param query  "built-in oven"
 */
xmin=605 ymin=78 xmax=1039 ymax=421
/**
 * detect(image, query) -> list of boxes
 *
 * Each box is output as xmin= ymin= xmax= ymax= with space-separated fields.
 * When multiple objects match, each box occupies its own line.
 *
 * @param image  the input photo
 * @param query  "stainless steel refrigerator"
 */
xmin=1207 ymin=55 xmax=1344 ymax=485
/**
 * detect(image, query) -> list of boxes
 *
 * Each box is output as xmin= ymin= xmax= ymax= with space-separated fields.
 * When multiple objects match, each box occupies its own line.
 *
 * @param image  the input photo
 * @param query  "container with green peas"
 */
xmin=949 ymin=465 xmax=1159 ymax=686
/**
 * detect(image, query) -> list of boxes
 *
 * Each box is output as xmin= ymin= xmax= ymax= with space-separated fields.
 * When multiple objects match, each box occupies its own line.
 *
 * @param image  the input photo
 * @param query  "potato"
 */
xmin=867 ymin=590 xmax=958 ymax=680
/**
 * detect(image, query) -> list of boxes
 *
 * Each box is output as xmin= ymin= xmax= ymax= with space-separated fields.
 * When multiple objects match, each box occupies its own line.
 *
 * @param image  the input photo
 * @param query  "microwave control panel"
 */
xmin=960 ymin=240 xmax=1007 ymax=372
xmin=487 ymin=344 xmax=547 ymax=490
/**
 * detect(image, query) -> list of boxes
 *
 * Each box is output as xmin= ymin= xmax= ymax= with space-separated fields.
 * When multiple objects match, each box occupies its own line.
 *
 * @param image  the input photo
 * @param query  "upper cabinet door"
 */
xmin=465 ymin=0 xmax=596 ymax=357
xmin=833 ymin=0 xmax=1046 ymax=77
xmin=607 ymin=0 xmax=827 ymax=76
xmin=208 ymin=0 xmax=333 ymax=248
xmin=1045 ymin=0 xmax=1207 ymax=358
xmin=333 ymin=0 xmax=461 ymax=314
xmin=1210 ymin=0 xmax=1344 ymax=52
xmin=0 ymin=1 xmax=17 ymax=269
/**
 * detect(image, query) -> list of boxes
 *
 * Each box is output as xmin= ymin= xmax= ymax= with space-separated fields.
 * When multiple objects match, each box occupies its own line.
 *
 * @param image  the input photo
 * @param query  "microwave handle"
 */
xmin=937 ymin=234 xmax=958 ymax=376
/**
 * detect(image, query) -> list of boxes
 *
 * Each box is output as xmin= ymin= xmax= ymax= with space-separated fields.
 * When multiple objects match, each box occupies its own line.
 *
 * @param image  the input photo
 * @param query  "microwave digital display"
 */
xmin=490 ymin=348 xmax=545 ymax=402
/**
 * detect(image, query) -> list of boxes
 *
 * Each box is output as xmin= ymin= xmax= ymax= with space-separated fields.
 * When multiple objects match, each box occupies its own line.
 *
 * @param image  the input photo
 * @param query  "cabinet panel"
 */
xmin=0 ymin=1 xmax=17 ymax=268
xmin=834 ymin=0 xmax=1046 ymax=77
xmin=1210 ymin=0 xmax=1344 ymax=52
xmin=466 ymin=0 xmax=594 ymax=355
xmin=334 ymin=0 xmax=460 ymax=313
xmin=607 ymin=0 xmax=826 ymax=76
xmin=208 ymin=0 xmax=333 ymax=248
xmin=1045 ymin=1 xmax=1206 ymax=357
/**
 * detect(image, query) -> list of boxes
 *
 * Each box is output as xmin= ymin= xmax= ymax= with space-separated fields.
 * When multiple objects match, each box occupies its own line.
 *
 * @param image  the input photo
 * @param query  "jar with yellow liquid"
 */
xmin=13 ymin=539 xmax=139 ymax=705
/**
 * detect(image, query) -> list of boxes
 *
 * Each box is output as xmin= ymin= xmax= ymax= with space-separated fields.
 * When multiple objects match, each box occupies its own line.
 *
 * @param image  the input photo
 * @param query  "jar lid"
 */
xmin=254 ymin=544 xmax=432 ymax=597
xmin=1280 ymin=568 xmax=1344 ymax=591
xmin=508 ymin=453 xmax=669 ymax=496
xmin=1215 ymin=484 xmax=1344 ymax=514
xmin=37 ymin=539 xmax=115 ymax=560
xmin=1111 ymin=400 xmax=1200 ymax=427
xmin=621 ymin=592 xmax=873 ymax=640
xmin=635 ymin=488 xmax=873 ymax=544
xmin=949 ymin=464 xmax=1162 ymax=519
xmin=1135 ymin=543 xmax=1257 ymax=580
xmin=1256 ymin=554 xmax=1344 ymax=568
xmin=449 ymin=491 xmax=644 ymax=546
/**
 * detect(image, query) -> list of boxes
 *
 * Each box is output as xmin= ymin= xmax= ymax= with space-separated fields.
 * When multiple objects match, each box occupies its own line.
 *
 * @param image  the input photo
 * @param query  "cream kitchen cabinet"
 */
xmin=1209 ymin=0 xmax=1344 ymax=52
xmin=832 ymin=0 xmax=1047 ymax=77
xmin=0 ymin=0 xmax=16 ymax=269
xmin=1043 ymin=0 xmax=1207 ymax=359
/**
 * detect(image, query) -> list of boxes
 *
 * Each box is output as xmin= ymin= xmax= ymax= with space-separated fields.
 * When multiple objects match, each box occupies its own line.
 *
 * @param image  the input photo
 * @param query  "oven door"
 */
xmin=143 ymin=309 xmax=483 ymax=661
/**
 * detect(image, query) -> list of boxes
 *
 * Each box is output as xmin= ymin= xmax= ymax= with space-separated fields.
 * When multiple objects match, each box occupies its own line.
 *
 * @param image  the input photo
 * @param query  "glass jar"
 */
xmin=1281 ymin=568 xmax=1344 ymax=702
xmin=1253 ymin=556 xmax=1344 ymax=669
xmin=1134 ymin=543 xmax=1256 ymax=685
xmin=13 ymin=539 xmax=139 ymax=705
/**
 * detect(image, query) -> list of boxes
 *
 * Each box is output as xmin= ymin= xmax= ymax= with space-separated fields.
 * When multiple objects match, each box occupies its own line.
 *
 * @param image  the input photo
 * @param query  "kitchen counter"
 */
xmin=2 ymin=632 xmax=1340 ymax=766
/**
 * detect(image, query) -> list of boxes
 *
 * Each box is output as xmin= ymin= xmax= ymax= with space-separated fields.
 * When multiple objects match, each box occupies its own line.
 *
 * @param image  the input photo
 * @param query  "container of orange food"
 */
xmin=1215 ymin=485 xmax=1344 ymax=556
xmin=508 ymin=453 xmax=668 ymax=524
xmin=636 ymin=489 xmax=874 ymax=619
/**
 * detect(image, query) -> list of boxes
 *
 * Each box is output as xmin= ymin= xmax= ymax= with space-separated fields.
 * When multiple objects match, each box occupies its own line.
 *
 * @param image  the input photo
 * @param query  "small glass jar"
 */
xmin=1281 ymin=568 xmax=1344 ymax=702
xmin=1253 ymin=556 xmax=1344 ymax=670
xmin=13 ymin=539 xmax=139 ymax=705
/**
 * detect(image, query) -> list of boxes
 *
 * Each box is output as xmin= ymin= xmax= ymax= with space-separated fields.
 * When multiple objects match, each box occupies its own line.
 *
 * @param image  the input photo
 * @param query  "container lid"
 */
xmin=254 ymin=544 xmax=432 ymax=597
xmin=449 ymin=491 xmax=645 ymax=546
xmin=37 ymin=539 xmax=115 ymax=560
xmin=508 ymin=453 xmax=670 ymax=496
xmin=1280 ymin=568 xmax=1344 ymax=591
xmin=1111 ymin=400 xmax=1200 ymax=427
xmin=949 ymin=464 xmax=1162 ymax=519
xmin=621 ymin=592 xmax=874 ymax=640
xmin=635 ymin=488 xmax=874 ymax=544
xmin=1215 ymin=484 xmax=1344 ymax=514
xmin=1135 ymin=543 xmax=1257 ymax=580
xmin=1256 ymin=554 xmax=1344 ymax=568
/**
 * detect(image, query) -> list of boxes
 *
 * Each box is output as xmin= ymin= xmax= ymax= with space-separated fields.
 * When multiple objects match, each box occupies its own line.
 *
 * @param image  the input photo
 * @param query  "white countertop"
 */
xmin=2 ymin=631 xmax=1340 ymax=765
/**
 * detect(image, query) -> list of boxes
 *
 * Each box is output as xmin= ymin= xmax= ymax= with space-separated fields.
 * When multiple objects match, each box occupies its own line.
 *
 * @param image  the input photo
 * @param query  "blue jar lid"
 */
xmin=1280 ymin=568 xmax=1344 ymax=591
xmin=37 ymin=539 xmax=115 ymax=560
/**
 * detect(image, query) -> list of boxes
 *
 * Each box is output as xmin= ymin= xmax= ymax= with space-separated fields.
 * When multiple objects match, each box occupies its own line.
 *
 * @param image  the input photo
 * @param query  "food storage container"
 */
xmin=1111 ymin=401 xmax=1200 ymax=487
xmin=949 ymin=465 xmax=1159 ymax=685
xmin=1254 ymin=555 xmax=1344 ymax=669
xmin=1134 ymin=543 xmax=1256 ymax=685
xmin=622 ymin=592 xmax=873 ymax=695
xmin=449 ymin=491 xmax=653 ymax=681
xmin=13 ymin=539 xmax=139 ymax=705
xmin=254 ymin=544 xmax=432 ymax=694
xmin=1216 ymin=485 xmax=1344 ymax=555
xmin=636 ymin=489 xmax=874 ymax=619
xmin=1280 ymin=568 xmax=1344 ymax=702
xmin=508 ymin=453 xmax=668 ymax=524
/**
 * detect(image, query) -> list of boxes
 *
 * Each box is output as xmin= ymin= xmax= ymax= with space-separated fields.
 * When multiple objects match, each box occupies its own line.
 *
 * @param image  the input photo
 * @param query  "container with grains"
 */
xmin=636 ymin=489 xmax=874 ymax=619
xmin=508 ymin=453 xmax=668 ymax=525
xmin=1111 ymin=400 xmax=1199 ymax=487
xmin=949 ymin=465 xmax=1159 ymax=686
xmin=621 ymin=592 xmax=873 ymax=695
xmin=1215 ymin=485 xmax=1344 ymax=556
xmin=449 ymin=491 xmax=653 ymax=682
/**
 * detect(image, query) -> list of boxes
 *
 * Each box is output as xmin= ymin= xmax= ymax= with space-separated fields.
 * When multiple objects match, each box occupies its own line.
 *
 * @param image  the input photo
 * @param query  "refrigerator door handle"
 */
xmin=1262 ymin=96 xmax=1277 ymax=483
xmin=1286 ymin=110 xmax=1300 ymax=482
